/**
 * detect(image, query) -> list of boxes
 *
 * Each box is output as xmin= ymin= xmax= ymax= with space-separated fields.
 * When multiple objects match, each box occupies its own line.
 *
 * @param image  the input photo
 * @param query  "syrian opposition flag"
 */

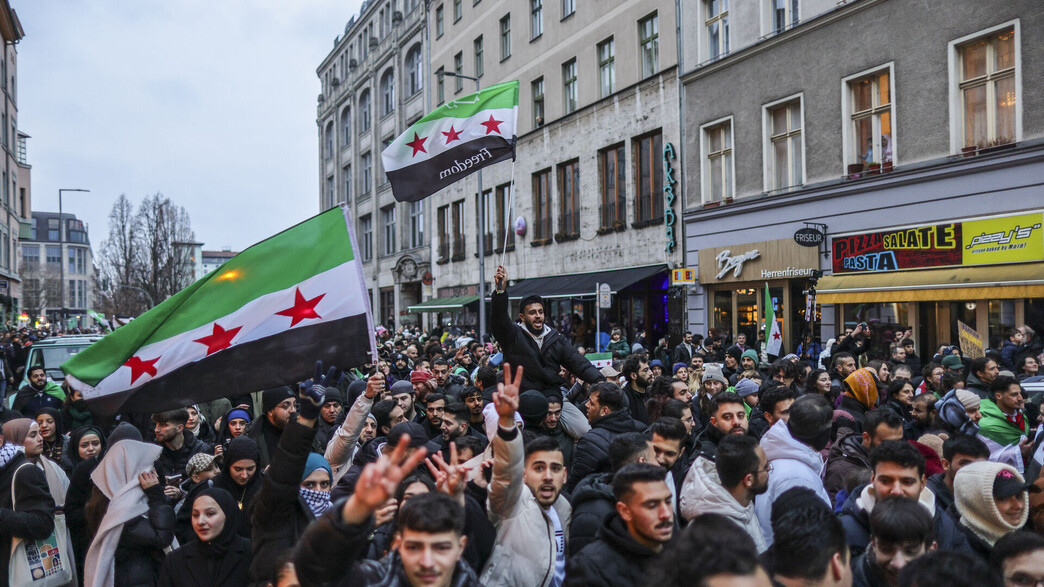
xmin=61 ymin=206 xmax=376 ymax=416
xmin=382 ymin=80 xmax=518 ymax=202
xmin=764 ymin=283 xmax=783 ymax=357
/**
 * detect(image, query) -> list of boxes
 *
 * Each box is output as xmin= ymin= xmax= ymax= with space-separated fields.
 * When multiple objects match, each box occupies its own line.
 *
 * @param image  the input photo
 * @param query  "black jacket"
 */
xmin=565 ymin=512 xmax=670 ymax=587
xmin=693 ymin=424 xmax=727 ymax=462
xmin=158 ymin=535 xmax=252 ymax=587
xmin=851 ymin=552 xmax=890 ymax=587
xmin=112 ymin=483 xmax=177 ymax=587
xmin=748 ymin=406 xmax=770 ymax=440
xmin=926 ymin=473 xmax=958 ymax=521
xmin=837 ymin=395 xmax=872 ymax=435
xmin=567 ymin=472 xmax=615 ymax=557
xmin=249 ymin=418 xmax=319 ymax=584
xmin=838 ymin=484 xmax=971 ymax=558
xmin=491 ymin=290 xmax=603 ymax=394
xmin=0 ymin=453 xmax=57 ymax=584
xmin=568 ymin=410 xmax=644 ymax=492
xmin=293 ymin=511 xmax=482 ymax=587
xmin=622 ymin=383 xmax=650 ymax=426
xmin=156 ymin=431 xmax=211 ymax=482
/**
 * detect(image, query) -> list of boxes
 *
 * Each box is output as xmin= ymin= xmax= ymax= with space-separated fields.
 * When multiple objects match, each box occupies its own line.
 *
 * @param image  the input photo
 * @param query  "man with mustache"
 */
xmin=565 ymin=463 xmax=676 ymax=586
xmin=692 ymin=392 xmax=750 ymax=462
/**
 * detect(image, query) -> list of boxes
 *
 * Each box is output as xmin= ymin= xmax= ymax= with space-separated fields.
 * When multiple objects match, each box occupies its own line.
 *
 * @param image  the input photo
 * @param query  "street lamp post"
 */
xmin=437 ymin=71 xmax=486 ymax=340
xmin=58 ymin=188 xmax=89 ymax=331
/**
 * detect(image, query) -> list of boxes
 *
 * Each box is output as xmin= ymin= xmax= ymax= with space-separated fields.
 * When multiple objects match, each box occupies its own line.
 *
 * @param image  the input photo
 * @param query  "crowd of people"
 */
xmin=0 ymin=275 xmax=1042 ymax=586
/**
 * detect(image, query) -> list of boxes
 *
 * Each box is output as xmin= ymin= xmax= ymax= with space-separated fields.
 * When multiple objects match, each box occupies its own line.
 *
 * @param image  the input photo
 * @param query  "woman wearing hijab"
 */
xmin=835 ymin=368 xmax=879 ymax=433
xmin=35 ymin=407 xmax=67 ymax=464
xmin=214 ymin=407 xmax=252 ymax=452
xmin=3 ymin=417 xmax=70 ymax=506
xmin=61 ymin=424 xmax=106 ymax=474
xmin=84 ymin=439 xmax=175 ymax=587
xmin=184 ymin=405 xmax=217 ymax=447
xmin=158 ymin=487 xmax=252 ymax=587
xmin=209 ymin=435 xmax=262 ymax=538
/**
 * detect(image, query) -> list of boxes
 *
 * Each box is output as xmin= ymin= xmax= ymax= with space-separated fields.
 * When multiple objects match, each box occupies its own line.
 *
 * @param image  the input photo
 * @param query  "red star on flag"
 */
xmin=479 ymin=115 xmax=503 ymax=135
xmin=405 ymin=133 xmax=428 ymax=157
xmin=193 ymin=323 xmax=243 ymax=356
xmin=124 ymin=355 xmax=160 ymax=384
xmin=772 ymin=331 xmax=782 ymax=341
xmin=442 ymin=125 xmax=462 ymax=144
xmin=276 ymin=288 xmax=326 ymax=327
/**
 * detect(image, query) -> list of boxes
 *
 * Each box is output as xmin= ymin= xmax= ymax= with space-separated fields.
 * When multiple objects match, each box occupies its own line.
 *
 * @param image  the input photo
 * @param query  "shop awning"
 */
xmin=408 ymin=296 xmax=479 ymax=313
xmin=816 ymin=264 xmax=1044 ymax=304
xmin=506 ymin=264 xmax=668 ymax=300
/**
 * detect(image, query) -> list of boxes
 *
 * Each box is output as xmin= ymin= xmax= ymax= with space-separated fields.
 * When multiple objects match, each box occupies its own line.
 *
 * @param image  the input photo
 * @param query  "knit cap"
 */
xmin=954 ymin=460 xmax=1029 ymax=546
xmin=734 ymin=378 xmax=760 ymax=398
xmin=702 ymin=365 xmax=727 ymax=386
xmin=262 ymin=386 xmax=295 ymax=414
xmin=956 ymin=389 xmax=981 ymax=411
xmin=741 ymin=349 xmax=759 ymax=367
xmin=518 ymin=390 xmax=549 ymax=422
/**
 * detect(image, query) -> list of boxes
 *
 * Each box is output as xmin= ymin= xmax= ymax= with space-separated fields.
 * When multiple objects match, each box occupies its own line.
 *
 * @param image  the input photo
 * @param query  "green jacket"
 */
xmin=978 ymin=398 xmax=1027 ymax=447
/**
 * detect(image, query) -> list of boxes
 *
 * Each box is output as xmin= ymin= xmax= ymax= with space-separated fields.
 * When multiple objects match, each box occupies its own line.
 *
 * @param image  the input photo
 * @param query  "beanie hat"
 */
xmin=916 ymin=433 xmax=944 ymax=461
xmin=908 ymin=440 xmax=945 ymax=477
xmin=226 ymin=409 xmax=252 ymax=424
xmin=410 ymin=371 xmax=438 ymax=394
xmin=322 ymin=385 xmax=344 ymax=406
xmin=725 ymin=345 xmax=743 ymax=362
xmin=387 ymin=421 xmax=430 ymax=448
xmin=518 ymin=390 xmax=549 ymax=422
xmin=955 ymin=461 xmax=1029 ymax=546
xmin=649 ymin=359 xmax=664 ymax=369
xmin=301 ymin=453 xmax=332 ymax=482
xmin=262 ymin=386 xmax=295 ymax=414
xmin=956 ymin=389 xmax=981 ymax=411
xmin=741 ymin=349 xmax=759 ymax=367
xmin=672 ymin=363 xmax=688 ymax=376
xmin=185 ymin=452 xmax=217 ymax=478
xmin=844 ymin=368 xmax=878 ymax=408
xmin=734 ymin=378 xmax=760 ymax=399
xmin=390 ymin=380 xmax=415 ymax=396
xmin=702 ymin=365 xmax=727 ymax=386
xmin=225 ymin=436 xmax=260 ymax=467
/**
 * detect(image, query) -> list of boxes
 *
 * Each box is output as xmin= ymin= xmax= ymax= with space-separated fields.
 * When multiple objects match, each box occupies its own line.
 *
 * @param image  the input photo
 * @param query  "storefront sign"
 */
xmin=671 ymin=268 xmax=696 ymax=285
xmin=958 ymin=320 xmax=985 ymax=359
xmin=663 ymin=142 xmax=677 ymax=253
xmin=831 ymin=211 xmax=1044 ymax=274
xmin=698 ymin=238 xmax=820 ymax=284
xmin=794 ymin=227 xmax=824 ymax=247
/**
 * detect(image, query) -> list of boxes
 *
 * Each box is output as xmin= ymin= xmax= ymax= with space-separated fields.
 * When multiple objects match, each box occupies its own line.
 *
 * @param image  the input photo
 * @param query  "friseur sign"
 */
xmin=793 ymin=227 xmax=824 ymax=247
xmin=831 ymin=211 xmax=1044 ymax=274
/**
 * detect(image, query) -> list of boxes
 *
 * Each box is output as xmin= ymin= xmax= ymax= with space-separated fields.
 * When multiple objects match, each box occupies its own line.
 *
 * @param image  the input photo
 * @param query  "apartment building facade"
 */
xmin=0 ymin=1 xmax=27 ymax=324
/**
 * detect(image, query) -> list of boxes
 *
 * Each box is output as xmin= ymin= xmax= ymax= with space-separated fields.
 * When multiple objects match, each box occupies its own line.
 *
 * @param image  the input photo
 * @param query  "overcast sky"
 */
xmin=17 ymin=0 xmax=364 ymax=253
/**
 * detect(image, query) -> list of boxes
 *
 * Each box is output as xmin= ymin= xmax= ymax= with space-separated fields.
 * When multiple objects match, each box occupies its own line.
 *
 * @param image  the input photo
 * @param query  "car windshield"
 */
xmin=28 ymin=344 xmax=92 ymax=382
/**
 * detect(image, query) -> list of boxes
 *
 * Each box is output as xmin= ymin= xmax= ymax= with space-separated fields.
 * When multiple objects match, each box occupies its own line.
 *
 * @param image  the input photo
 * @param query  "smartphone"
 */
xmin=165 ymin=474 xmax=183 ymax=487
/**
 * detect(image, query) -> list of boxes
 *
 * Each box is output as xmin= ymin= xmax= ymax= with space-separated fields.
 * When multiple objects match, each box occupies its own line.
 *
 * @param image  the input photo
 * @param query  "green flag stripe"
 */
xmin=67 ymin=208 xmax=354 ymax=374
xmin=416 ymin=80 xmax=518 ymax=125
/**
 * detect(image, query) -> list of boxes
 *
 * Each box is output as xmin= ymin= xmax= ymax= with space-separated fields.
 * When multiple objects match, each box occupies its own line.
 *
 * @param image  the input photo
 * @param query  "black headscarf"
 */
xmin=66 ymin=424 xmax=106 ymax=468
xmin=190 ymin=487 xmax=240 ymax=557
xmin=211 ymin=436 xmax=263 ymax=523
xmin=35 ymin=407 xmax=64 ymax=439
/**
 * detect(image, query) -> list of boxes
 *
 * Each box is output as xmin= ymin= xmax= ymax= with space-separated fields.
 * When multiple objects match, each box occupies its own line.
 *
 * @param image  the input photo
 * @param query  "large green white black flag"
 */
xmin=61 ymin=206 xmax=376 ymax=416
xmin=382 ymin=80 xmax=518 ymax=202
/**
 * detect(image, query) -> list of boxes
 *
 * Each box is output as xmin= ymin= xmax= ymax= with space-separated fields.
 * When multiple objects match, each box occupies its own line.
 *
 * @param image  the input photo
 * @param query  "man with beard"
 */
xmin=565 ymin=463 xmax=676 ymax=586
xmin=10 ymin=366 xmax=64 ymax=419
xmin=927 ymin=434 xmax=989 ymax=520
xmin=492 ymin=265 xmax=603 ymax=395
xmin=421 ymin=393 xmax=447 ymax=439
xmin=438 ymin=402 xmax=487 ymax=455
xmin=460 ymin=386 xmax=486 ymax=429
xmin=152 ymin=407 xmax=211 ymax=501
xmin=851 ymin=496 xmax=937 ymax=587
xmin=830 ymin=352 xmax=858 ymax=398
xmin=680 ymin=434 xmax=769 ymax=551
xmin=620 ymin=355 xmax=652 ymax=425
xmin=247 ymin=386 xmax=297 ymax=469
xmin=391 ymin=379 xmax=421 ymax=422
xmin=906 ymin=393 xmax=940 ymax=439
xmin=432 ymin=359 xmax=465 ymax=400
xmin=388 ymin=353 xmax=412 ymax=381
xmin=481 ymin=363 xmax=572 ymax=587
xmin=693 ymin=392 xmax=750 ymax=462
xmin=824 ymin=409 xmax=905 ymax=504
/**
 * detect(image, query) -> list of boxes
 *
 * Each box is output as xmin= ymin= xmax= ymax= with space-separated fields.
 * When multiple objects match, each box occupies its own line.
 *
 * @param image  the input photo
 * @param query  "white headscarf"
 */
xmin=84 ymin=439 xmax=163 ymax=587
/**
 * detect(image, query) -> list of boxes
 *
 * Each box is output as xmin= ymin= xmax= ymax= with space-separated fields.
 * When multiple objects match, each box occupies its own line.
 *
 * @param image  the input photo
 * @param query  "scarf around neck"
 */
xmin=300 ymin=487 xmax=332 ymax=518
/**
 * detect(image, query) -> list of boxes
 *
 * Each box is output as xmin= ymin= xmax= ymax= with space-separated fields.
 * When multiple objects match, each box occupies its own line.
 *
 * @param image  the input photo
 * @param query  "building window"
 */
xmin=454 ymin=0 xmax=462 ymax=22
xmin=532 ymin=169 xmax=553 ymax=241
xmin=451 ymin=200 xmax=465 ymax=259
xmin=437 ymin=204 xmax=450 ymax=261
xmin=500 ymin=15 xmax=511 ymax=60
xmin=46 ymin=245 xmax=61 ymax=267
xmin=47 ymin=218 xmax=59 ymax=241
xmin=847 ymin=68 xmax=893 ymax=169
xmin=599 ymin=144 xmax=626 ymax=229
xmin=765 ymin=97 xmax=803 ymax=191
xmin=382 ymin=205 xmax=397 ymax=256
xmin=532 ymin=77 xmax=545 ymax=126
xmin=324 ymin=121 xmax=335 ymax=159
xmin=380 ymin=69 xmax=395 ymax=116
xmin=562 ymin=0 xmax=575 ymax=18
xmin=359 ymin=90 xmax=371 ymax=132
xmin=409 ymin=201 xmax=424 ymax=249
xmin=342 ymin=165 xmax=352 ymax=203
xmin=598 ymin=38 xmax=615 ymax=98
xmin=405 ymin=45 xmax=423 ymax=97
xmin=702 ymin=119 xmax=733 ymax=204
xmin=562 ymin=58 xmax=577 ymax=114
xmin=477 ymin=189 xmax=493 ymax=253
xmin=68 ymin=248 xmax=87 ymax=275
xmin=341 ymin=106 xmax=352 ymax=146
xmin=957 ymin=27 xmax=1017 ymax=149
xmin=707 ymin=0 xmax=729 ymax=59
xmin=558 ymin=160 xmax=580 ymax=237
xmin=474 ymin=36 xmax=484 ymax=78
xmin=454 ymin=52 xmax=464 ymax=92
xmin=361 ymin=151 xmax=373 ymax=194
xmin=771 ymin=0 xmax=798 ymax=33
xmin=326 ymin=176 xmax=335 ymax=208
xmin=436 ymin=4 xmax=444 ymax=37
xmin=639 ymin=13 xmax=659 ymax=78
xmin=634 ymin=131 xmax=664 ymax=222
xmin=436 ymin=67 xmax=445 ymax=104
xmin=531 ymin=0 xmax=542 ymax=39
xmin=495 ymin=183 xmax=515 ymax=249
xmin=359 ymin=215 xmax=373 ymax=262
xmin=22 ymin=244 xmax=38 ymax=265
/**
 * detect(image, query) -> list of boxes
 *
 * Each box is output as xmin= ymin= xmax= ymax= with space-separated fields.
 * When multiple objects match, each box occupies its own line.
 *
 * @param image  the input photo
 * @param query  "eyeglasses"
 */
xmin=758 ymin=463 xmax=774 ymax=474
xmin=1006 ymin=574 xmax=1044 ymax=587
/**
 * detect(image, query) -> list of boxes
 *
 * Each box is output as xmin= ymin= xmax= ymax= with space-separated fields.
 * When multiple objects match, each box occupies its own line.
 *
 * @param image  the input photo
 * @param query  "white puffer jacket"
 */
xmin=753 ymin=419 xmax=830 ymax=547
xmin=481 ymin=427 xmax=571 ymax=587
xmin=680 ymin=456 xmax=766 ymax=552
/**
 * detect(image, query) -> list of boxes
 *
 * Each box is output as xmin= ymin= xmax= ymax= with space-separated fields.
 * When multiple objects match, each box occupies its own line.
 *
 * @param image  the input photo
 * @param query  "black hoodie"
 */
xmin=565 ymin=512 xmax=672 ymax=586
